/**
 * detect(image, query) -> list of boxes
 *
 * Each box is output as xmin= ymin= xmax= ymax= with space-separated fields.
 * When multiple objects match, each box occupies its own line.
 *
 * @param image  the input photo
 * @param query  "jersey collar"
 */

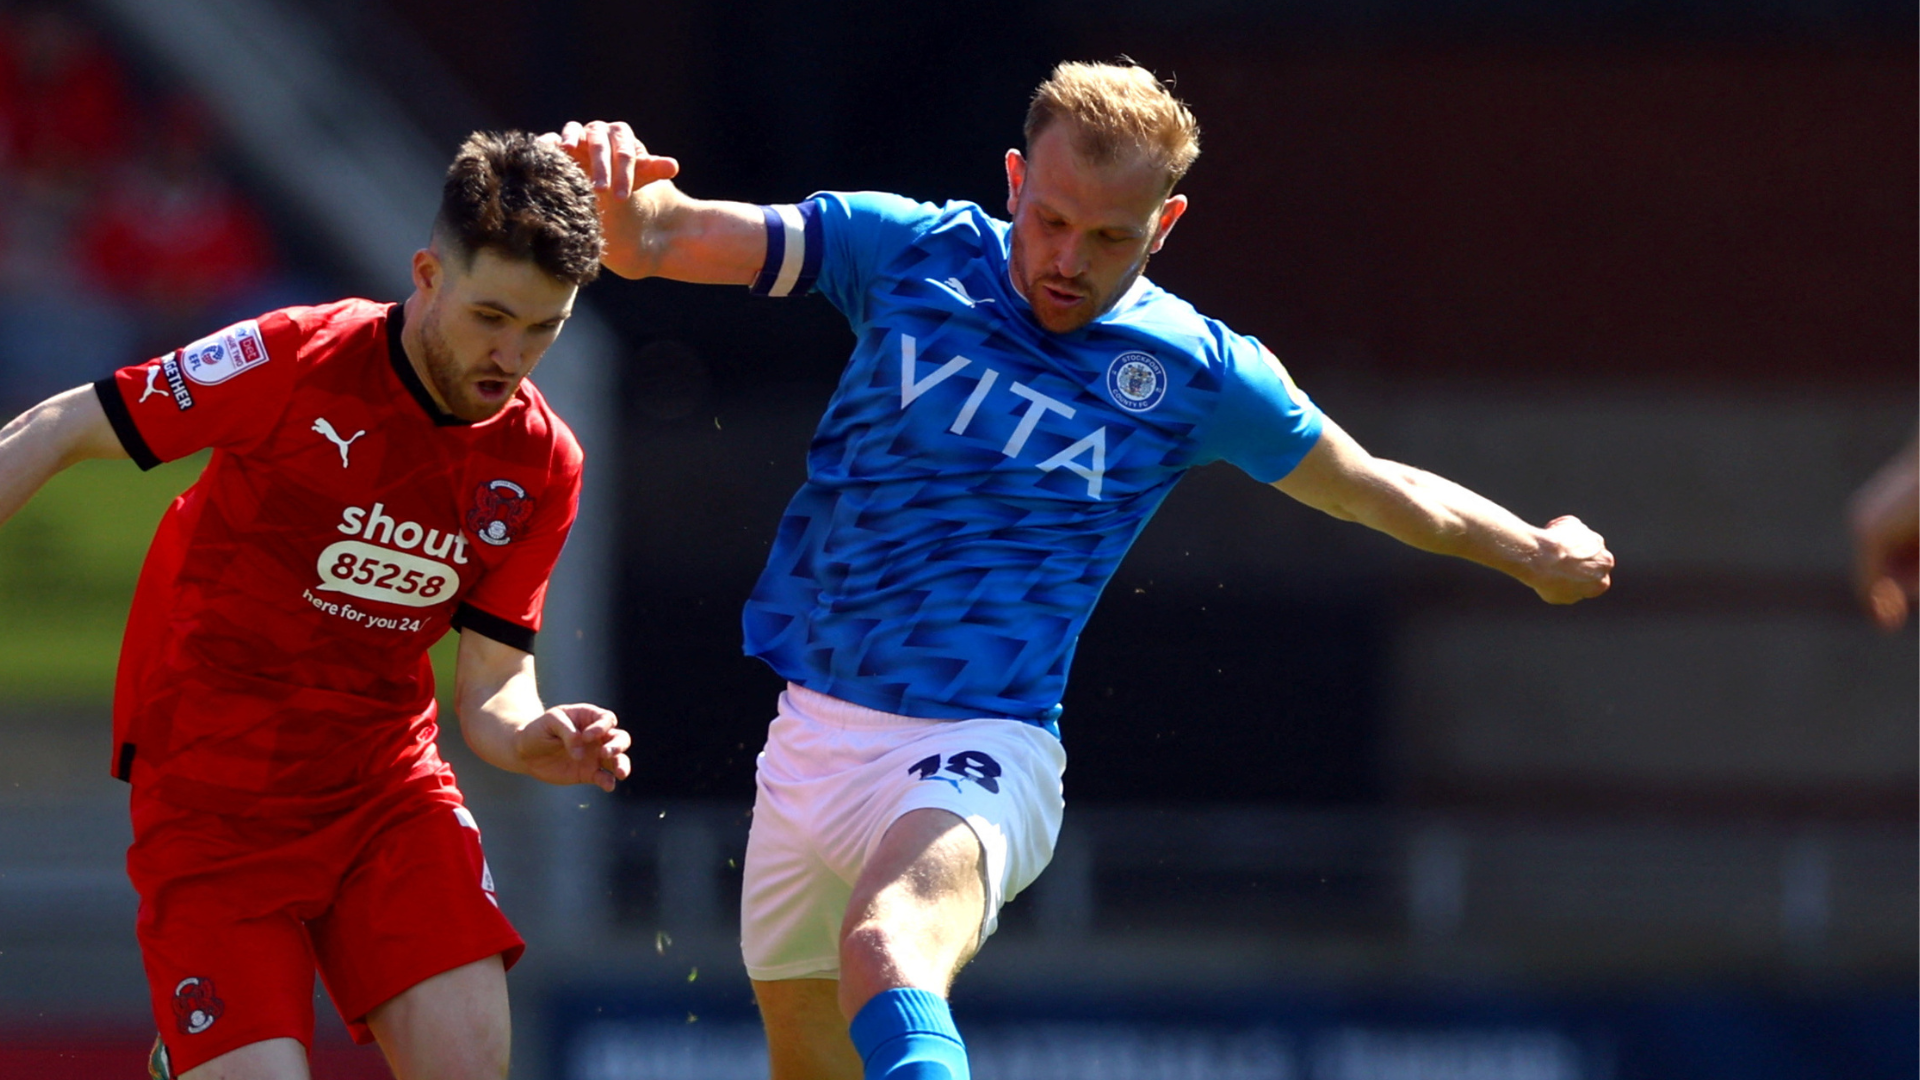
xmin=386 ymin=303 xmax=470 ymax=427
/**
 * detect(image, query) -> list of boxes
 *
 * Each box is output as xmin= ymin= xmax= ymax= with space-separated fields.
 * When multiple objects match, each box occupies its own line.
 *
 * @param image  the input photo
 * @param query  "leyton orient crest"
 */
xmin=467 ymin=479 xmax=536 ymax=547
xmin=172 ymin=976 xmax=224 ymax=1036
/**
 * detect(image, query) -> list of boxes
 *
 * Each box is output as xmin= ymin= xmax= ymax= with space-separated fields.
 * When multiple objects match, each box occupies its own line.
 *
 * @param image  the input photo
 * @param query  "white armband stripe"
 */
xmin=770 ymin=204 xmax=808 ymax=298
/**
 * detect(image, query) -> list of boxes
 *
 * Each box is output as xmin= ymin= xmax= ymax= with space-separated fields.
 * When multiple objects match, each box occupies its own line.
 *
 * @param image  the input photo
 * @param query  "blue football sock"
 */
xmin=847 ymin=987 xmax=970 ymax=1080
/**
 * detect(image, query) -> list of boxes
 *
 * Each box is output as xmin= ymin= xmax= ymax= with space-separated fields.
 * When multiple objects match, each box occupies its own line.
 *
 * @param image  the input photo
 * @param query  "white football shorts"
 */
xmin=740 ymin=683 xmax=1067 ymax=982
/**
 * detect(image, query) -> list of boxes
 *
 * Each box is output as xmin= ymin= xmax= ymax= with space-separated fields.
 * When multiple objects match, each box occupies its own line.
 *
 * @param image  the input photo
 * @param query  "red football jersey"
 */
xmin=96 ymin=299 xmax=583 ymax=816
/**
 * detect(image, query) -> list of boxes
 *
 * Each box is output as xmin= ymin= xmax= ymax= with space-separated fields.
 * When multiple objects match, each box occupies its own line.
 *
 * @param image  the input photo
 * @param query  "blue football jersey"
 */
xmin=741 ymin=192 xmax=1325 ymax=728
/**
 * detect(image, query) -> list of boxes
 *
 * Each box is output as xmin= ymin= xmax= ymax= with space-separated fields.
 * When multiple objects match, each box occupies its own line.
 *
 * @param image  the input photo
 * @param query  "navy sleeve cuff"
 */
xmin=452 ymin=602 xmax=537 ymax=654
xmin=93 ymin=376 xmax=161 ymax=471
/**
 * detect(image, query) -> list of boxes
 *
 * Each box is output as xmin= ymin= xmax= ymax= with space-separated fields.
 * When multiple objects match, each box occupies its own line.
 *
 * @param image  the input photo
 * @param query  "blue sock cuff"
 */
xmin=849 ymin=988 xmax=961 ymax=1063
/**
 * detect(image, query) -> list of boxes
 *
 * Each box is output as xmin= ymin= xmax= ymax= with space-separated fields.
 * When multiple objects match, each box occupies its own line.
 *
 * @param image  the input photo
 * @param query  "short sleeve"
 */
xmin=748 ymin=191 xmax=936 ymax=329
xmin=1196 ymin=331 xmax=1326 ymax=483
xmin=94 ymin=312 xmax=301 ymax=470
xmin=453 ymin=450 xmax=582 ymax=654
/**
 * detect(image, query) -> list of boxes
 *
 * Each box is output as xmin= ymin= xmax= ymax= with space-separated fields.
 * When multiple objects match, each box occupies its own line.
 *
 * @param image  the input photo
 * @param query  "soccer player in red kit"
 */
xmin=0 ymin=131 xmax=630 ymax=1079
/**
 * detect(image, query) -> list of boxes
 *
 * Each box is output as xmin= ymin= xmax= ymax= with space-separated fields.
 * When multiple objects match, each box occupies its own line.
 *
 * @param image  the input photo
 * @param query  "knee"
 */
xmin=838 ymin=917 xmax=900 ymax=981
xmin=836 ymin=917 xmax=906 ymax=1012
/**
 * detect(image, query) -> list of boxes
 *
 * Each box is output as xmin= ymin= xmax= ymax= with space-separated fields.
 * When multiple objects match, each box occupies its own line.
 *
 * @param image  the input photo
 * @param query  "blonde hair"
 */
xmin=1024 ymin=60 xmax=1201 ymax=193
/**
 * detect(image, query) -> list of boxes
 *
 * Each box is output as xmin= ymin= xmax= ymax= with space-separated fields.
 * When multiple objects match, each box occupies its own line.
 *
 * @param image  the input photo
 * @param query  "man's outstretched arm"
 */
xmin=0 ymin=385 xmax=130 ymax=527
xmin=1848 ymin=432 xmax=1918 ymax=631
xmin=1274 ymin=418 xmax=1613 ymax=604
xmin=454 ymin=629 xmax=633 ymax=791
xmin=544 ymin=120 xmax=766 ymax=283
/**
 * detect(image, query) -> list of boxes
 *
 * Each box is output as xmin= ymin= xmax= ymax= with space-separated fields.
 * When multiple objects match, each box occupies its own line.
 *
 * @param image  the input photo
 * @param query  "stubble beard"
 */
xmin=418 ymin=311 xmax=511 ymax=422
xmin=1009 ymin=233 xmax=1151 ymax=335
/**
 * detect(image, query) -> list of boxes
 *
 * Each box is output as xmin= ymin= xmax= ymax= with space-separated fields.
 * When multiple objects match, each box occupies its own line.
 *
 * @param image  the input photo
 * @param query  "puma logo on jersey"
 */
xmin=142 ymin=356 xmax=195 ymax=411
xmin=312 ymin=418 xmax=366 ymax=468
xmin=930 ymin=277 xmax=993 ymax=307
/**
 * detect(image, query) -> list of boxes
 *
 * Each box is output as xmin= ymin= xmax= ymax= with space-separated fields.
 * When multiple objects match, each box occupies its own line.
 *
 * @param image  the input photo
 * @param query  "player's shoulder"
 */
xmin=169 ymin=298 xmax=382 ymax=393
xmin=262 ymin=296 xmax=386 ymax=338
xmin=1102 ymin=279 xmax=1242 ymax=364
xmin=495 ymin=378 xmax=584 ymax=477
xmin=248 ymin=297 xmax=391 ymax=366
xmin=813 ymin=191 xmax=1000 ymax=247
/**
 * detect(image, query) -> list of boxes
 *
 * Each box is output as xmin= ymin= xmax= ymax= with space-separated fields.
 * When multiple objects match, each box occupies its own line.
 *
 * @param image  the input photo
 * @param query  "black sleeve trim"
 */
xmin=452 ymin=602 xmax=537 ymax=654
xmin=114 ymin=742 xmax=136 ymax=783
xmin=93 ymin=377 xmax=162 ymax=471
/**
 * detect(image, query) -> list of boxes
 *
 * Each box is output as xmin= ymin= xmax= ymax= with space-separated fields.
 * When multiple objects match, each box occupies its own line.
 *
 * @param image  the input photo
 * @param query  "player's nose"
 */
xmin=1053 ymin=238 xmax=1091 ymax=279
xmin=492 ymin=338 xmax=531 ymax=374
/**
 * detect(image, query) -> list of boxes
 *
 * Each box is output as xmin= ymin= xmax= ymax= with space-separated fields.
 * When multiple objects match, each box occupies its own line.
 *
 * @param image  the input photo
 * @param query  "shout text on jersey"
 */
xmin=314 ymin=503 xmax=468 ymax=609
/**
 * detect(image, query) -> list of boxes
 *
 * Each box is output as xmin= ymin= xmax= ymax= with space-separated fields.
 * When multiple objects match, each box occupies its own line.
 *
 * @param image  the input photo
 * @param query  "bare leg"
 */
xmin=750 ymin=809 xmax=986 ymax=1079
xmin=178 ymin=1038 xmax=309 ymax=1080
xmin=752 ymin=977 xmax=863 ymax=1080
xmin=364 ymin=955 xmax=511 ymax=1080
xmin=836 ymin=807 xmax=986 ymax=1020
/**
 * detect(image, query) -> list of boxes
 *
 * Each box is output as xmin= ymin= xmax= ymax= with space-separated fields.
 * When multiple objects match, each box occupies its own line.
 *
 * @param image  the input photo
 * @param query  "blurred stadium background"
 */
xmin=0 ymin=0 xmax=1913 ymax=1076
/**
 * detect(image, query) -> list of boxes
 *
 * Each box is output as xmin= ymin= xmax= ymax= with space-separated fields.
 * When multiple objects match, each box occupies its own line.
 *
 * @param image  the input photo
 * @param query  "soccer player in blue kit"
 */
xmin=552 ymin=61 xmax=1614 ymax=1080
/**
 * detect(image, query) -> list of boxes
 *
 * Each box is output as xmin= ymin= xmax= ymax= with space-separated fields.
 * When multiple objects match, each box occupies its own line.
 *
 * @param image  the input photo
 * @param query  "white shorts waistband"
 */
xmin=781 ymin=682 xmax=1058 ymax=738
xmin=780 ymin=682 xmax=952 ymax=731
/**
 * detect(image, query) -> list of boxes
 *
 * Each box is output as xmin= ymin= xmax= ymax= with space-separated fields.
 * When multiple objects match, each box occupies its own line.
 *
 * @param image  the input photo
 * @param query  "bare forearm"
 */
xmin=457 ymin=663 xmax=545 ymax=776
xmin=453 ymin=630 xmax=631 ymax=789
xmin=603 ymin=183 xmax=766 ymax=283
xmin=600 ymin=181 xmax=683 ymax=279
xmin=0 ymin=387 xmax=126 ymax=526
xmin=1274 ymin=421 xmax=1611 ymax=604
xmin=1353 ymin=461 xmax=1546 ymax=580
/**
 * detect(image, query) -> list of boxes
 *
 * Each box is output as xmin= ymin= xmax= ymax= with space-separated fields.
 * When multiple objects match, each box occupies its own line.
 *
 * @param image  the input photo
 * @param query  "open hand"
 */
xmin=540 ymin=121 xmax=681 ymax=278
xmin=542 ymin=120 xmax=679 ymax=200
xmin=1529 ymin=515 xmax=1614 ymax=604
xmin=513 ymin=703 xmax=632 ymax=792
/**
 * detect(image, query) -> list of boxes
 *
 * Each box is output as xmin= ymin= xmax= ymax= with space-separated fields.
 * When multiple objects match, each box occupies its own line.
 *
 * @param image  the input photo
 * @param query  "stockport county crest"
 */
xmin=1105 ymin=350 xmax=1167 ymax=413
xmin=467 ymin=479 xmax=536 ymax=547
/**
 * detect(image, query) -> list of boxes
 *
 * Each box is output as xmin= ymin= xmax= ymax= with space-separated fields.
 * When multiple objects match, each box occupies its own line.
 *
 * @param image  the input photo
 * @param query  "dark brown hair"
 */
xmin=434 ymin=130 xmax=601 ymax=285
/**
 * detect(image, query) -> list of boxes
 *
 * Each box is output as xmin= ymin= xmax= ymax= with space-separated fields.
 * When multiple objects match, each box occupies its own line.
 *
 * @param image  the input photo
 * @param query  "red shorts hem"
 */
xmin=336 ymin=932 xmax=526 ymax=1044
xmin=160 ymin=1028 xmax=311 ymax=1077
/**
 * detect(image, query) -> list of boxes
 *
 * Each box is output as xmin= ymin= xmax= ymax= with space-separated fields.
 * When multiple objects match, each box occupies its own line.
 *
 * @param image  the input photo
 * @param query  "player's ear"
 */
xmin=1149 ymin=193 xmax=1188 ymax=254
xmin=411 ymin=248 xmax=443 ymax=296
xmin=1005 ymin=149 xmax=1026 ymax=215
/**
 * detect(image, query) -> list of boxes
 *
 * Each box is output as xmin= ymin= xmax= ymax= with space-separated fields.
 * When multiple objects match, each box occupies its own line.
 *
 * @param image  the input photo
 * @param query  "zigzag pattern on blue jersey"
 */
xmin=743 ymin=192 xmax=1323 ymax=727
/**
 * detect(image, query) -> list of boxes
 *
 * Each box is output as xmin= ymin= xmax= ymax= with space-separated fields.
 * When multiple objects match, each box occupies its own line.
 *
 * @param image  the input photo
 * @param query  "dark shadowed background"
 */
xmin=0 ymin=1 xmax=1911 ymax=1077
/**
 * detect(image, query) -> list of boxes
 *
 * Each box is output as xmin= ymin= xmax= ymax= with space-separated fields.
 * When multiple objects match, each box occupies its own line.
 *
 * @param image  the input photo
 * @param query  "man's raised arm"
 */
xmin=1274 ymin=419 xmax=1614 ymax=605
xmin=545 ymin=120 xmax=767 ymax=284
xmin=0 ymin=386 xmax=130 ymax=527
xmin=453 ymin=629 xmax=633 ymax=792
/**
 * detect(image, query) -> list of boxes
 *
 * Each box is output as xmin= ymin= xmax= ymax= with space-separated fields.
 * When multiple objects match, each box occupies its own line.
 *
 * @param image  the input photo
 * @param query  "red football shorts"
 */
xmin=127 ymin=782 xmax=525 ymax=1073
